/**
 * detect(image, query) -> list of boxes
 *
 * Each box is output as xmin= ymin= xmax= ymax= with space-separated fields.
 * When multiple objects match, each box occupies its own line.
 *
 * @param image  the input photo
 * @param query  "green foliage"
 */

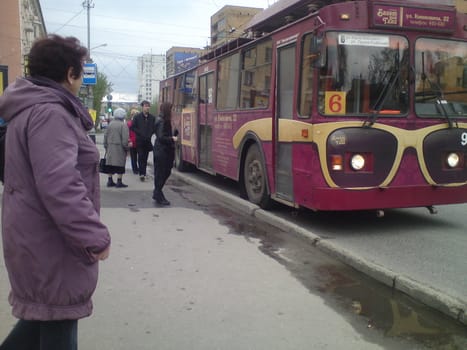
xmin=93 ymin=72 xmax=112 ymax=126
xmin=150 ymin=97 xmax=159 ymax=116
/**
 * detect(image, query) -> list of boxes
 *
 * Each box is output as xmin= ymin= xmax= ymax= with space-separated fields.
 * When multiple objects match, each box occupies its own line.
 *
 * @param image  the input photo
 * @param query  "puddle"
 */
xmin=202 ymin=204 xmax=467 ymax=349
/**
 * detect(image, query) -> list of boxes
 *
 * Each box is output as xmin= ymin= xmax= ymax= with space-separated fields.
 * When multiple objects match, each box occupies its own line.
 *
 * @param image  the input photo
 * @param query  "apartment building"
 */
xmin=137 ymin=53 xmax=166 ymax=103
xmin=456 ymin=0 xmax=467 ymax=12
xmin=210 ymin=5 xmax=262 ymax=49
xmin=0 ymin=0 xmax=46 ymax=91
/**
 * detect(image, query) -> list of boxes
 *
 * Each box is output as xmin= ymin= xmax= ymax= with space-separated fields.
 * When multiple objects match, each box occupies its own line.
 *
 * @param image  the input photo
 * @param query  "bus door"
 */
xmin=198 ymin=72 xmax=214 ymax=172
xmin=275 ymin=44 xmax=296 ymax=202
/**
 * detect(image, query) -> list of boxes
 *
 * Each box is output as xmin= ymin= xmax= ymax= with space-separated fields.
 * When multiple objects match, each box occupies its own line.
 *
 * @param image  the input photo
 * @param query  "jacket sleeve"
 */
xmin=103 ymin=128 xmax=108 ymax=149
xmin=130 ymin=114 xmax=144 ymax=139
xmin=27 ymin=107 xmax=110 ymax=263
xmin=155 ymin=119 xmax=174 ymax=145
xmin=122 ymin=123 xmax=129 ymax=151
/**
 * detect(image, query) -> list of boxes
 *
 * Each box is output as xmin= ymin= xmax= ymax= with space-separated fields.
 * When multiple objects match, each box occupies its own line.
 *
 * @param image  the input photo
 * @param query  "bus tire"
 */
xmin=243 ymin=144 xmax=272 ymax=209
xmin=175 ymin=141 xmax=189 ymax=172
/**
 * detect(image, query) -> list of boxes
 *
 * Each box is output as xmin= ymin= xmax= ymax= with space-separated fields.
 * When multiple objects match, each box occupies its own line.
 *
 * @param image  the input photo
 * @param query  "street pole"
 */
xmin=83 ymin=0 xmax=96 ymax=141
xmin=86 ymin=1 xmax=91 ymax=57
xmin=83 ymin=0 xmax=94 ymax=111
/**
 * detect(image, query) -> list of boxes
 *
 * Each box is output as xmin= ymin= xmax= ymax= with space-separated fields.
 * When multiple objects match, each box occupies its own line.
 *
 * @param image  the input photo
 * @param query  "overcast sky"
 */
xmin=39 ymin=0 xmax=273 ymax=96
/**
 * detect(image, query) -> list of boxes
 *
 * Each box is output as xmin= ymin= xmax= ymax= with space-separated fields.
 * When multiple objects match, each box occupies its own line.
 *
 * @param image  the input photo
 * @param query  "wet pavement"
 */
xmin=1 ymin=135 xmax=467 ymax=349
xmin=97 ymin=135 xmax=467 ymax=348
xmin=99 ymin=170 xmax=467 ymax=349
xmin=177 ymin=186 xmax=467 ymax=349
xmin=174 ymin=166 xmax=467 ymax=327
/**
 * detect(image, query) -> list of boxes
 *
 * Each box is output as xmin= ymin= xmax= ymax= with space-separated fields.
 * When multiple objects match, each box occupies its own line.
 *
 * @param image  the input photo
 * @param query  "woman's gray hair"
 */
xmin=113 ymin=108 xmax=127 ymax=120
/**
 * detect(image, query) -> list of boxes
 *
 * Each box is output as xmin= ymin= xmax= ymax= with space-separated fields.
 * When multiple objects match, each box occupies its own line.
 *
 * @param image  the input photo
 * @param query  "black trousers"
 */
xmin=153 ymin=149 xmax=174 ymax=198
xmin=136 ymin=144 xmax=151 ymax=176
xmin=129 ymin=147 xmax=138 ymax=173
xmin=0 ymin=319 xmax=77 ymax=350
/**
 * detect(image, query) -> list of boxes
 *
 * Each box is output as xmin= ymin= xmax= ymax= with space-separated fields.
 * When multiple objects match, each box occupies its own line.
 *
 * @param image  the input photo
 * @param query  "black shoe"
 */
xmin=157 ymin=198 xmax=170 ymax=206
xmin=116 ymin=180 xmax=128 ymax=188
xmin=107 ymin=178 xmax=116 ymax=187
xmin=153 ymin=192 xmax=170 ymax=205
xmin=140 ymin=175 xmax=145 ymax=181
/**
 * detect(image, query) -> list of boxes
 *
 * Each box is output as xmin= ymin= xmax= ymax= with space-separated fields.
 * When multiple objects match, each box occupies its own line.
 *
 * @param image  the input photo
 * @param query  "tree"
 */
xmin=150 ymin=97 xmax=159 ymax=116
xmin=93 ymin=72 xmax=112 ymax=127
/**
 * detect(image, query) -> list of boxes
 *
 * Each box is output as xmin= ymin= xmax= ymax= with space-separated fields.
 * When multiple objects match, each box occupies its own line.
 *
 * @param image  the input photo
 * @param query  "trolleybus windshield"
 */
xmin=312 ymin=32 xmax=409 ymax=117
xmin=415 ymin=38 xmax=467 ymax=119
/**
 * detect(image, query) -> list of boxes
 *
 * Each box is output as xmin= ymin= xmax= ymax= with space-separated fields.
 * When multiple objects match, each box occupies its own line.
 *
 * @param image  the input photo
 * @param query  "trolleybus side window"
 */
xmin=183 ymin=71 xmax=196 ymax=108
xmin=217 ymin=53 xmax=241 ymax=110
xmin=200 ymin=72 xmax=214 ymax=105
xmin=174 ymin=71 xmax=197 ymax=112
xmin=161 ymin=85 xmax=171 ymax=103
xmin=240 ymin=40 xmax=272 ymax=109
xmin=415 ymin=38 xmax=467 ymax=118
xmin=174 ymin=76 xmax=183 ymax=112
xmin=299 ymin=33 xmax=315 ymax=118
xmin=316 ymin=32 xmax=409 ymax=116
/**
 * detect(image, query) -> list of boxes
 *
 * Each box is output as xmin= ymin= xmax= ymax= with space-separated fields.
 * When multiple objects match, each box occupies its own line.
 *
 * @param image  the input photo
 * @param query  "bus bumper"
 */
xmin=306 ymin=185 xmax=467 ymax=211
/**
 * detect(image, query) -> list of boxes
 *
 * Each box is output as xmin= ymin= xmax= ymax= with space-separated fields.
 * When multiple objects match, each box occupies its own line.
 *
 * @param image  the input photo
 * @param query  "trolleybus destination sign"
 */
xmin=371 ymin=3 xmax=456 ymax=32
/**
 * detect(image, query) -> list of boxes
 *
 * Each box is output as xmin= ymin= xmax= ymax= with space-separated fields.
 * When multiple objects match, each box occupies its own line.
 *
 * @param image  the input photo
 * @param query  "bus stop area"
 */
xmin=0 ymin=133 xmax=465 ymax=350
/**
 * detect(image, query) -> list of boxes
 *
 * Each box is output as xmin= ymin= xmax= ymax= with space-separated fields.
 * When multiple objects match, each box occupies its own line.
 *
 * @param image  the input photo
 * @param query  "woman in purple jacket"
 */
xmin=0 ymin=35 xmax=111 ymax=349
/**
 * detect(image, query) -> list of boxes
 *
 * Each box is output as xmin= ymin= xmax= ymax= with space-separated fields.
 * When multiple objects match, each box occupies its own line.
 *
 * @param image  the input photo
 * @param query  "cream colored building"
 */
xmin=0 ymin=0 xmax=46 ymax=88
xmin=210 ymin=5 xmax=263 ymax=49
xmin=456 ymin=0 xmax=467 ymax=12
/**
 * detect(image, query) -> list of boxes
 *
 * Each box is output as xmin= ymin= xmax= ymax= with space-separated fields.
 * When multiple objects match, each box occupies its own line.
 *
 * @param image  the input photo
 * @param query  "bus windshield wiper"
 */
xmin=363 ymin=66 xmax=401 ymax=128
xmin=419 ymin=52 xmax=454 ymax=128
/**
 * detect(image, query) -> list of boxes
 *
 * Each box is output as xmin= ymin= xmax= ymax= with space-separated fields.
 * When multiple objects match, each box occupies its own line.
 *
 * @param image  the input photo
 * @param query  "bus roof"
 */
xmin=200 ymin=37 xmax=253 ymax=61
xmin=246 ymin=0 xmax=456 ymax=34
xmin=246 ymin=0 xmax=316 ymax=33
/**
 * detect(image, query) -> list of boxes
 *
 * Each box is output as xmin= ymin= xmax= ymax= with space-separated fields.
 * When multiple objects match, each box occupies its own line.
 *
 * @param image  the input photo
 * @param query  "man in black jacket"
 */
xmin=130 ymin=100 xmax=155 ymax=181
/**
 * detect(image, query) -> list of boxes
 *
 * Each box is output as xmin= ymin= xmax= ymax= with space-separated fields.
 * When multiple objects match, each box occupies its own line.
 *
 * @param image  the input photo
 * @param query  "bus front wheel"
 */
xmin=243 ymin=144 xmax=271 ymax=209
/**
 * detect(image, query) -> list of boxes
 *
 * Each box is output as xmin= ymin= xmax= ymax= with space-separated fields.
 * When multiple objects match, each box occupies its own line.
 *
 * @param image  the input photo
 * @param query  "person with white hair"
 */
xmin=103 ymin=107 xmax=130 ymax=187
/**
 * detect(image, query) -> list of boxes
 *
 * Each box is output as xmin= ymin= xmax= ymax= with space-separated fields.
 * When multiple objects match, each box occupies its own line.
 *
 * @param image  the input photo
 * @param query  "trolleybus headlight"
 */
xmin=446 ymin=152 xmax=460 ymax=168
xmin=350 ymin=154 xmax=365 ymax=171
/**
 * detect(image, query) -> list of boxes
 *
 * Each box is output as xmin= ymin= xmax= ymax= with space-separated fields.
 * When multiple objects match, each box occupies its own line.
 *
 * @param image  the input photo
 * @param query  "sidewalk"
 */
xmin=96 ymin=133 xmax=466 ymax=326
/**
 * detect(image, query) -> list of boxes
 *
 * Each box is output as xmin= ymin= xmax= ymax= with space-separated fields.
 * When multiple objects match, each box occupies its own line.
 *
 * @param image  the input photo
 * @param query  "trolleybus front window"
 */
xmin=415 ymin=38 xmax=467 ymax=119
xmin=315 ymin=32 xmax=408 ymax=117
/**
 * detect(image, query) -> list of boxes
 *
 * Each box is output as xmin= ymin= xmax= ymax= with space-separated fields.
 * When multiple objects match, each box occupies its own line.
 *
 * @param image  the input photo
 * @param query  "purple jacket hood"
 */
xmin=0 ymin=76 xmax=93 ymax=131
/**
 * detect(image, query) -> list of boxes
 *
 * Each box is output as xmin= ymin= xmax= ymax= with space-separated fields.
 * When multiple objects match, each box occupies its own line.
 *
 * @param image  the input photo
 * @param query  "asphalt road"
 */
xmin=171 ymin=164 xmax=467 ymax=327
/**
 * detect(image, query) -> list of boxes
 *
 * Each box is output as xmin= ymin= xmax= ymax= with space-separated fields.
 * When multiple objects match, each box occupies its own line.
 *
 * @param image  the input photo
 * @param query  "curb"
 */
xmin=173 ymin=170 xmax=467 ymax=326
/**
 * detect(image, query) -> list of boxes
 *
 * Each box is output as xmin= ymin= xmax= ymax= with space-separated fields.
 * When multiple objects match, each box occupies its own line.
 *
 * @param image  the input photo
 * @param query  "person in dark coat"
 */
xmin=104 ymin=107 xmax=130 ymax=188
xmin=130 ymin=100 xmax=155 ymax=181
xmin=0 ymin=35 xmax=111 ymax=349
xmin=152 ymin=102 xmax=178 ymax=205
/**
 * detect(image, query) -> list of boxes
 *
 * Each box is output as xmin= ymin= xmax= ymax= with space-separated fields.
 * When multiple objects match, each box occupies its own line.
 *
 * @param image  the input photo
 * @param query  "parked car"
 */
xmin=99 ymin=116 xmax=109 ymax=129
